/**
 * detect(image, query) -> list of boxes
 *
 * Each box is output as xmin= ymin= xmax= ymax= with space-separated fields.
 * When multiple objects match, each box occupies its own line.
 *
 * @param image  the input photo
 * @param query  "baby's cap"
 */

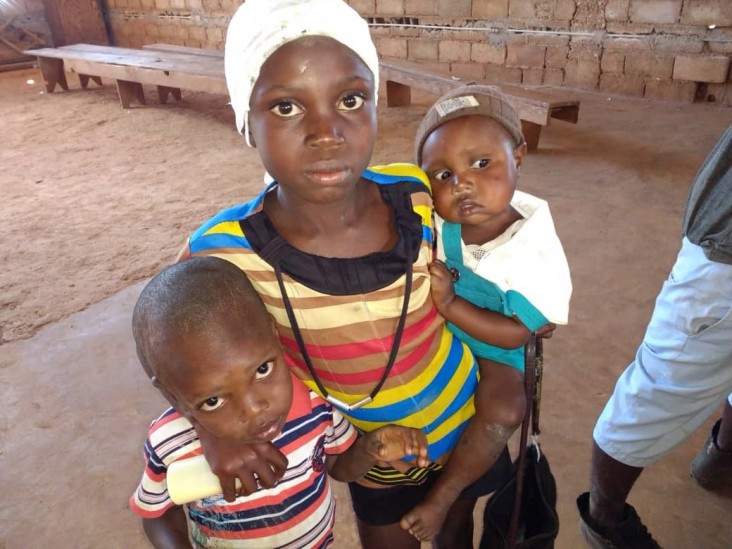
xmin=414 ymin=83 xmax=524 ymax=165
xmin=225 ymin=0 xmax=380 ymax=146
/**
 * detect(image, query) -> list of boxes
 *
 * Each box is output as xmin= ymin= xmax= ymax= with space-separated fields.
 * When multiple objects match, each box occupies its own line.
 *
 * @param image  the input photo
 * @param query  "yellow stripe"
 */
xmin=202 ymin=220 xmax=244 ymax=237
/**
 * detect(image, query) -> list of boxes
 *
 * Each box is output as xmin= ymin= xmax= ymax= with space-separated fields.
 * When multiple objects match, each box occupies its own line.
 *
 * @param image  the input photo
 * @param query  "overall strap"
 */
xmin=441 ymin=221 xmax=465 ymax=267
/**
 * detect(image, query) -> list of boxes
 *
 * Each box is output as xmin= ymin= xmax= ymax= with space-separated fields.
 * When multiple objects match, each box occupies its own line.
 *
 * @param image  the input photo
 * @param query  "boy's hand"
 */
xmin=197 ymin=426 xmax=288 ymax=502
xmin=428 ymin=260 xmax=456 ymax=313
xmin=365 ymin=425 xmax=430 ymax=468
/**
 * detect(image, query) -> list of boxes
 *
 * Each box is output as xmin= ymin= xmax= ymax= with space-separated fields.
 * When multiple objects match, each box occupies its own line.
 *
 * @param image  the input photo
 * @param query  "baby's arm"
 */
xmin=142 ymin=506 xmax=190 ymax=549
xmin=400 ymin=358 xmax=525 ymax=542
xmin=429 ymin=260 xmax=535 ymax=349
xmin=327 ymin=425 xmax=430 ymax=482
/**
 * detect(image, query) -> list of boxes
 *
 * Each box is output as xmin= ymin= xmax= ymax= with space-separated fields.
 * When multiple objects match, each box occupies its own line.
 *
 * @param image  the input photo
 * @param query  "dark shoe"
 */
xmin=577 ymin=492 xmax=661 ymax=548
xmin=690 ymin=418 xmax=732 ymax=490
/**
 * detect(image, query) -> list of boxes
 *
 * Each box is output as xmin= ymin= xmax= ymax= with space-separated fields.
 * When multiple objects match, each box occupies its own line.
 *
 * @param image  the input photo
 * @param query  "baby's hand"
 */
xmin=428 ymin=259 xmax=456 ymax=313
xmin=365 ymin=425 xmax=430 ymax=468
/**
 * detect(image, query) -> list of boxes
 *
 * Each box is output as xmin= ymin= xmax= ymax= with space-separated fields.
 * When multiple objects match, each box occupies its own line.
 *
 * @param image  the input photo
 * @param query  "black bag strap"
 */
xmin=506 ymin=334 xmax=544 ymax=547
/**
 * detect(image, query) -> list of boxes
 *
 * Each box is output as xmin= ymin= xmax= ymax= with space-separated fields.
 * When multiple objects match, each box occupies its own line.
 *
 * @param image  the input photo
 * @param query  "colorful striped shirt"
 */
xmin=130 ymin=377 xmax=357 ymax=548
xmin=181 ymin=163 xmax=479 ymax=485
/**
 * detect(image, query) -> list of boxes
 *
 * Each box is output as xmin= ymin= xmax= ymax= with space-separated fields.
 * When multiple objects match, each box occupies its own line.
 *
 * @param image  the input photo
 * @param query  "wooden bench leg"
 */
xmin=116 ymin=79 xmax=146 ymax=108
xmin=37 ymin=57 xmax=68 ymax=93
xmin=386 ymin=80 xmax=411 ymax=107
xmin=521 ymin=121 xmax=542 ymax=151
xmin=78 ymin=74 xmax=102 ymax=88
xmin=157 ymin=85 xmax=182 ymax=104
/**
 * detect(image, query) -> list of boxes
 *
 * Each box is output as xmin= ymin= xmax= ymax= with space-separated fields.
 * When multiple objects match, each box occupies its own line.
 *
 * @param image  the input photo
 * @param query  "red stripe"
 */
xmin=280 ymin=305 xmax=438 ymax=359
xmin=285 ymin=328 xmax=435 ymax=385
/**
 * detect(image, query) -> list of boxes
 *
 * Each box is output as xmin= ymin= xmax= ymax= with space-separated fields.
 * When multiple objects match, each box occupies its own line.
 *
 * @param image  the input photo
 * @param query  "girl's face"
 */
xmin=248 ymin=36 xmax=377 ymax=205
xmin=421 ymin=115 xmax=525 ymax=243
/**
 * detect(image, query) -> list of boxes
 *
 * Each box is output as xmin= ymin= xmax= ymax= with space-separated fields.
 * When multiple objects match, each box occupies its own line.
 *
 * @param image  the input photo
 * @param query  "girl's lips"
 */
xmin=305 ymin=168 xmax=351 ymax=186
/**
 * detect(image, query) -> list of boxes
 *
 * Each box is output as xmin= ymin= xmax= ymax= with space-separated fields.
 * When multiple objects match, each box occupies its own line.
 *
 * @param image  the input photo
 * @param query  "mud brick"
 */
xmin=543 ymin=67 xmax=565 ymax=85
xmin=644 ymin=78 xmax=697 ymax=102
xmin=485 ymin=63 xmax=523 ymax=84
xmin=629 ymin=0 xmax=682 ymax=24
xmin=405 ymin=0 xmax=437 ymax=15
xmin=376 ymin=0 xmax=404 ymax=16
xmin=522 ymin=68 xmax=544 ymax=85
xmin=377 ymin=37 xmax=408 ymax=58
xmin=599 ymin=73 xmax=645 ymax=96
xmin=408 ymin=39 xmax=438 ymax=61
xmin=545 ymin=45 xmax=569 ymax=69
xmin=605 ymin=0 xmax=630 ymax=21
xmin=439 ymin=40 xmax=471 ymax=62
xmin=472 ymin=0 xmax=508 ymax=19
xmin=472 ymin=42 xmax=506 ymax=65
xmin=349 ymin=0 xmax=376 ymax=16
xmin=673 ymin=54 xmax=730 ymax=83
xmin=506 ymin=43 xmax=546 ymax=68
xmin=601 ymin=51 xmax=624 ymax=73
xmin=625 ymin=52 xmax=674 ymax=78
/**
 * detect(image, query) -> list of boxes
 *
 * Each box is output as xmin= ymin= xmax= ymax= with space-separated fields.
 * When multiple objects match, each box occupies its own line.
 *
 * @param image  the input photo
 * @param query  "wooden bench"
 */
xmin=24 ymin=43 xmax=226 ymax=108
xmin=381 ymin=58 xmax=580 ymax=150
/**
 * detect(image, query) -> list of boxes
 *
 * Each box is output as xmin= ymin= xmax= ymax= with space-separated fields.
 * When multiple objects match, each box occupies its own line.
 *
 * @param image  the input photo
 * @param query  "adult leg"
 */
xmin=579 ymin=238 xmax=732 ymax=547
xmin=690 ymin=398 xmax=732 ymax=489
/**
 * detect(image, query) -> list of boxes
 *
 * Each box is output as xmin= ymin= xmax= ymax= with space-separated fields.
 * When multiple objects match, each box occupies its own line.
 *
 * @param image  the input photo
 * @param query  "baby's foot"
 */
xmin=399 ymin=498 xmax=452 ymax=542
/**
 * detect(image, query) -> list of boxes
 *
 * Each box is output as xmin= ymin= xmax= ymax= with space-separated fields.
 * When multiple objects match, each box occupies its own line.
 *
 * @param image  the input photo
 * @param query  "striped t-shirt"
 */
xmin=181 ymin=163 xmax=479 ymax=485
xmin=130 ymin=377 xmax=357 ymax=548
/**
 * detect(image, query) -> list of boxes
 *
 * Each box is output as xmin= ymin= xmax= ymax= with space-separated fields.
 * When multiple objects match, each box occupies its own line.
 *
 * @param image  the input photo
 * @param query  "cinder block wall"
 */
xmin=104 ymin=0 xmax=732 ymax=105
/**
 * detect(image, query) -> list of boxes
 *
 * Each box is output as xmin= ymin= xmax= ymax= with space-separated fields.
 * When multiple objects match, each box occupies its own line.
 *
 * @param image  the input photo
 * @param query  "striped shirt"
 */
xmin=181 ymin=163 xmax=479 ymax=485
xmin=130 ymin=377 xmax=357 ymax=548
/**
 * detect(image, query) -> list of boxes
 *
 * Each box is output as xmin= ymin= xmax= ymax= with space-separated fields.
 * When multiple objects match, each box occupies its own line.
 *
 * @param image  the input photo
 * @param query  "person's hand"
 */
xmin=535 ymin=322 xmax=557 ymax=339
xmin=365 ymin=425 xmax=430 ymax=468
xmin=197 ymin=427 xmax=288 ymax=502
xmin=428 ymin=259 xmax=456 ymax=313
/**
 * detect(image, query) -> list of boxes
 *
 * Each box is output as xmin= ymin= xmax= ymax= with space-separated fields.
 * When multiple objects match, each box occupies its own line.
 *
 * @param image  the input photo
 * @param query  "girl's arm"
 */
xmin=327 ymin=425 xmax=430 ymax=482
xmin=401 ymin=358 xmax=525 ymax=541
xmin=142 ymin=506 xmax=190 ymax=549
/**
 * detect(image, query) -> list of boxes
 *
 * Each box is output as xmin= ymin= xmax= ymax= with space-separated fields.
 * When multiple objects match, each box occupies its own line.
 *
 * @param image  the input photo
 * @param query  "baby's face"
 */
xmin=159 ymin=317 xmax=293 ymax=443
xmin=247 ymin=36 xmax=377 ymax=205
xmin=421 ymin=115 xmax=523 ymax=230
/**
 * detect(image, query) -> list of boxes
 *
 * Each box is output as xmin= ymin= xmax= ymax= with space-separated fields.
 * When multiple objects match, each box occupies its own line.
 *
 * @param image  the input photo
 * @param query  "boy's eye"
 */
xmin=270 ymin=101 xmax=303 ymax=118
xmin=255 ymin=361 xmax=275 ymax=380
xmin=338 ymin=93 xmax=365 ymax=111
xmin=199 ymin=396 xmax=225 ymax=412
xmin=471 ymin=158 xmax=490 ymax=169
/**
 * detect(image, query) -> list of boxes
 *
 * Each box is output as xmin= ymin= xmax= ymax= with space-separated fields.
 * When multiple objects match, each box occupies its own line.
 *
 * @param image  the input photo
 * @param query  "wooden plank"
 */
xmin=37 ymin=56 xmax=68 ymax=92
xmin=379 ymin=58 xmax=580 ymax=128
xmin=42 ymin=0 xmax=109 ymax=46
xmin=142 ymin=43 xmax=223 ymax=58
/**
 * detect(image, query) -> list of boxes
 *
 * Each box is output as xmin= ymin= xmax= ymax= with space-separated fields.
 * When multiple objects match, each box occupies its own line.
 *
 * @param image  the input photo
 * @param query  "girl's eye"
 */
xmin=338 ymin=93 xmax=365 ymax=111
xmin=199 ymin=396 xmax=226 ymax=412
xmin=471 ymin=158 xmax=490 ymax=169
xmin=270 ymin=101 xmax=303 ymax=118
xmin=255 ymin=361 xmax=275 ymax=380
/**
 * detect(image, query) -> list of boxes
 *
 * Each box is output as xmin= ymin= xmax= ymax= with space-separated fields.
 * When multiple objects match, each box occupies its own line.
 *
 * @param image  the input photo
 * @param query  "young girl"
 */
xmin=177 ymin=0 xmax=513 ymax=546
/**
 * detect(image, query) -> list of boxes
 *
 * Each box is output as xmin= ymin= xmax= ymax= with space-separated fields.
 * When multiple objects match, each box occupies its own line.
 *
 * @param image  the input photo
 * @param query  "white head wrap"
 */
xmin=225 ymin=0 xmax=380 ymax=147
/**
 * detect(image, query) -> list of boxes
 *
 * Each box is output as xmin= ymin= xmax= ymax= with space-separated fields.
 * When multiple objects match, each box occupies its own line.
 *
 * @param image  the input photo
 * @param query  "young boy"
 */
xmin=401 ymin=84 xmax=572 ymax=541
xmin=129 ymin=256 xmax=429 ymax=548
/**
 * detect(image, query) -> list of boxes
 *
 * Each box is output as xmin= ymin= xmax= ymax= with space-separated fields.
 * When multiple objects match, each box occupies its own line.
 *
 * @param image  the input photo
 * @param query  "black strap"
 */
xmin=506 ymin=334 xmax=543 ymax=547
xmin=272 ymin=245 xmax=414 ymax=409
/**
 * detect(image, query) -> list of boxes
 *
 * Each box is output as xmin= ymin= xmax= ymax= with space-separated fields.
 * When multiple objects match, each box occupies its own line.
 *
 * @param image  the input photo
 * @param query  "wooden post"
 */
xmin=116 ymin=79 xmax=145 ymax=108
xmin=37 ymin=57 xmax=68 ymax=92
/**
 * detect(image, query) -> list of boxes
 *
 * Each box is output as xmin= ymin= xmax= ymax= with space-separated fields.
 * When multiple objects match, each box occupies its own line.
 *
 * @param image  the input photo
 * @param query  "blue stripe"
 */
xmin=189 ymin=468 xmax=328 ymax=531
xmin=427 ymin=417 xmax=471 ymax=461
xmin=345 ymin=335 xmax=475 ymax=425
xmin=364 ymin=167 xmax=427 ymax=187
xmin=275 ymin=403 xmax=331 ymax=449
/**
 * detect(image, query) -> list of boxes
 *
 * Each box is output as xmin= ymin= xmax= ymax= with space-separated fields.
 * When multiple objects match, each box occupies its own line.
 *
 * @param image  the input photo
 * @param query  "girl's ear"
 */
xmin=514 ymin=142 xmax=528 ymax=171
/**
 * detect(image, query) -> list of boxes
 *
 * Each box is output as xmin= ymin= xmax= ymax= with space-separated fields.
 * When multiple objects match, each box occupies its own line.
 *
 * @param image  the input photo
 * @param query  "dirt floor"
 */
xmin=1 ymin=66 xmax=731 ymax=548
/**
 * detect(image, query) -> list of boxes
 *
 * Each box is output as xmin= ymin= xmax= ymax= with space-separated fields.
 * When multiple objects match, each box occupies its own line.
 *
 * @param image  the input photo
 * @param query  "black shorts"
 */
xmin=348 ymin=445 xmax=512 ymax=526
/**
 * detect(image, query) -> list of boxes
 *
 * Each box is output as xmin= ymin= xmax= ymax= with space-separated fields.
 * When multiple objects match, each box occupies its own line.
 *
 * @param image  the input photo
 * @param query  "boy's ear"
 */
xmin=513 ymin=142 xmax=528 ymax=171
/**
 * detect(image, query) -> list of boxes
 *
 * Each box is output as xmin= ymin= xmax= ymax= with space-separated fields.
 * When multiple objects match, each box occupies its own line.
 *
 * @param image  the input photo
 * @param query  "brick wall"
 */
xmin=103 ymin=0 xmax=732 ymax=105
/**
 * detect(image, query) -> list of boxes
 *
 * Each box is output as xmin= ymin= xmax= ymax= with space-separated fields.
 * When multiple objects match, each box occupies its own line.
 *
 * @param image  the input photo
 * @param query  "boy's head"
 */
xmin=225 ymin=0 xmax=379 ymax=146
xmin=414 ymin=84 xmax=527 ymax=226
xmin=132 ymin=257 xmax=293 ymax=443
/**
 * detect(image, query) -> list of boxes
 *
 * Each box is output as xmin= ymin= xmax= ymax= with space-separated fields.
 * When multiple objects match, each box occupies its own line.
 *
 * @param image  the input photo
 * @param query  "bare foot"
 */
xmin=399 ymin=497 xmax=452 ymax=542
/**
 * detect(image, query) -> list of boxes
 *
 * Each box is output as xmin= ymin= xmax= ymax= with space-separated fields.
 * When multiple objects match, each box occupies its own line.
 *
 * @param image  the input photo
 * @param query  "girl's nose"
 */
xmin=306 ymin=110 xmax=345 ymax=149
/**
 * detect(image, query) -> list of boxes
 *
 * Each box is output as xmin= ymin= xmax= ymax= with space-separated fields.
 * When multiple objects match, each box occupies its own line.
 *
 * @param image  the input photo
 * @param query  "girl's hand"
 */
xmin=365 ymin=425 xmax=430 ymax=468
xmin=428 ymin=260 xmax=456 ymax=314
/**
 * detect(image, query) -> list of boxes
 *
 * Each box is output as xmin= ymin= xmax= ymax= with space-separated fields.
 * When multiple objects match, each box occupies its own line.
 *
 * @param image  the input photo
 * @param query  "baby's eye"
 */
xmin=471 ymin=158 xmax=490 ymax=169
xmin=255 ymin=361 xmax=275 ymax=380
xmin=432 ymin=169 xmax=452 ymax=182
xmin=338 ymin=93 xmax=365 ymax=111
xmin=270 ymin=101 xmax=302 ymax=118
xmin=199 ymin=396 xmax=225 ymax=412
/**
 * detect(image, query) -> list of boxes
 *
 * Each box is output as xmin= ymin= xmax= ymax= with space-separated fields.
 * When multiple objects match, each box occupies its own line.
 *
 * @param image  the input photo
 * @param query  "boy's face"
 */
xmin=421 ymin=115 xmax=525 ymax=229
xmin=155 ymin=315 xmax=293 ymax=443
xmin=248 ymin=36 xmax=377 ymax=204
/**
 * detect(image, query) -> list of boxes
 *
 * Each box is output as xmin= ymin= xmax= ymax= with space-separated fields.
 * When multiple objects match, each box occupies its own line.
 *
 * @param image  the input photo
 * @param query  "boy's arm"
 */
xmin=142 ymin=506 xmax=190 ymax=549
xmin=194 ymin=421 xmax=289 ymax=502
xmin=327 ymin=425 xmax=430 ymax=482
xmin=429 ymin=260 xmax=534 ymax=349
xmin=401 ymin=358 xmax=525 ymax=541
